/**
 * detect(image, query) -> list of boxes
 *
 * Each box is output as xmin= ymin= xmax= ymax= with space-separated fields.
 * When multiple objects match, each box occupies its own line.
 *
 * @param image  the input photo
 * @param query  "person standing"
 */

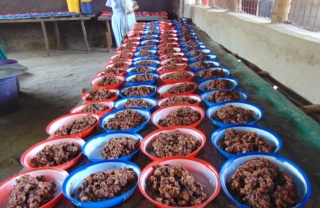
xmin=105 ymin=0 xmax=139 ymax=48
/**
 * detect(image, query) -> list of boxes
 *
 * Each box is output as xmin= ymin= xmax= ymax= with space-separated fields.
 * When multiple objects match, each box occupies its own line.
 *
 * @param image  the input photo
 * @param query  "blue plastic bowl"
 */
xmin=189 ymin=54 xmax=217 ymax=63
xmin=211 ymin=125 xmax=282 ymax=158
xmin=181 ymin=45 xmax=206 ymax=53
xmin=114 ymin=97 xmax=157 ymax=111
xmin=135 ymin=46 xmax=158 ymax=51
xmin=120 ymin=84 xmax=157 ymax=98
xmin=206 ymin=101 xmax=263 ymax=127
xmin=140 ymin=35 xmax=159 ymax=41
xmin=196 ymin=67 xmax=231 ymax=83
xmin=133 ymin=56 xmax=158 ymax=62
xmin=126 ymin=66 xmax=157 ymax=76
xmin=189 ymin=60 xmax=221 ymax=73
xmin=185 ymin=49 xmax=211 ymax=58
xmin=201 ymin=89 xmax=248 ymax=107
xmin=62 ymin=160 xmax=141 ymax=208
xmin=179 ymin=40 xmax=204 ymax=48
xmin=220 ymin=152 xmax=312 ymax=208
xmin=140 ymin=39 xmax=160 ymax=46
xmin=134 ymin=49 xmax=158 ymax=57
xmin=198 ymin=77 xmax=238 ymax=93
xmin=133 ymin=59 xmax=160 ymax=68
xmin=100 ymin=108 xmax=151 ymax=132
xmin=126 ymin=72 xmax=158 ymax=85
xmin=82 ymin=132 xmax=143 ymax=162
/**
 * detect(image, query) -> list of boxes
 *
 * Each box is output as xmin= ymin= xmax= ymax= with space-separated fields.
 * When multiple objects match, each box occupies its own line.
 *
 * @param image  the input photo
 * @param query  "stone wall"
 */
xmin=183 ymin=4 xmax=320 ymax=104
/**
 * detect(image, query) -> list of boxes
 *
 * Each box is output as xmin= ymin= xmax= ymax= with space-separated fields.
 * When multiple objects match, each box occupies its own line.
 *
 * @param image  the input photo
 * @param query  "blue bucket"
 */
xmin=0 ymin=76 xmax=19 ymax=115
xmin=80 ymin=2 xmax=93 ymax=15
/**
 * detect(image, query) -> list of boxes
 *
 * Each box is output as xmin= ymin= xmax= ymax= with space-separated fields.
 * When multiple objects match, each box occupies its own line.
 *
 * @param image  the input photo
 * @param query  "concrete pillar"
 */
xmin=227 ymin=0 xmax=242 ymax=12
xmin=271 ymin=0 xmax=291 ymax=23
xmin=209 ymin=0 xmax=217 ymax=8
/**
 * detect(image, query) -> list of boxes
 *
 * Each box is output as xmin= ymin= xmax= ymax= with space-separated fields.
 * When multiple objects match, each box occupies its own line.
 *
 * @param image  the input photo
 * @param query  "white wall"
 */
xmin=184 ymin=4 xmax=320 ymax=104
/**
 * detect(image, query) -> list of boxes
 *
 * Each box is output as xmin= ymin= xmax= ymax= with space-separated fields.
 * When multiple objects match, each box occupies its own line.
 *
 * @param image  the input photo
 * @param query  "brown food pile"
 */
xmin=131 ymin=73 xmax=156 ymax=82
xmin=193 ymin=53 xmax=211 ymax=61
xmin=229 ymin=158 xmax=299 ymax=208
xmin=145 ymin=40 xmax=158 ymax=45
xmin=54 ymin=114 xmax=97 ymax=136
xmin=151 ymin=130 xmax=201 ymax=157
xmin=194 ymin=61 xmax=217 ymax=69
xmin=113 ymin=62 xmax=130 ymax=68
xmin=31 ymin=142 xmax=81 ymax=167
xmin=81 ymin=103 xmax=110 ymax=113
xmin=97 ymin=75 xmax=121 ymax=86
xmin=162 ymin=71 xmax=192 ymax=80
xmin=161 ymin=53 xmax=182 ymax=60
xmin=205 ymin=79 xmax=233 ymax=91
xmin=142 ymin=35 xmax=156 ymax=39
xmin=77 ymin=168 xmax=137 ymax=202
xmin=124 ymin=98 xmax=152 ymax=108
xmin=158 ymin=107 xmax=201 ymax=127
xmin=122 ymin=86 xmax=155 ymax=97
xmin=8 ymin=175 xmax=56 ymax=208
xmin=102 ymin=137 xmax=141 ymax=159
xmin=86 ymin=89 xmax=116 ymax=101
xmin=189 ymin=50 xmax=205 ymax=57
xmin=219 ymin=129 xmax=275 ymax=154
xmin=212 ymin=105 xmax=255 ymax=124
xmin=105 ymin=66 xmax=125 ymax=74
xmin=105 ymin=109 xmax=146 ymax=130
xmin=136 ymin=55 xmax=158 ymax=60
xmin=185 ymin=44 xmax=202 ymax=51
xmin=166 ymin=83 xmax=195 ymax=94
xmin=138 ymin=45 xmax=155 ymax=50
xmin=161 ymin=47 xmax=176 ymax=54
xmin=147 ymin=164 xmax=206 ymax=206
xmin=166 ymin=58 xmax=187 ymax=65
xmin=131 ymin=66 xmax=153 ymax=73
xmin=138 ymin=49 xmax=152 ymax=56
xmin=160 ymin=96 xmax=198 ymax=107
xmin=209 ymin=89 xmax=241 ymax=103
xmin=136 ymin=61 xmax=158 ymax=65
xmin=113 ymin=53 xmax=131 ymax=59
xmin=160 ymin=64 xmax=182 ymax=71
xmin=197 ymin=69 xmax=225 ymax=79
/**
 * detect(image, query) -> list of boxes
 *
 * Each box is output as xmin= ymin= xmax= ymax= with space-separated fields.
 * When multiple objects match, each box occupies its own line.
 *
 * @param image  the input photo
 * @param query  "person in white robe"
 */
xmin=105 ymin=0 xmax=139 ymax=47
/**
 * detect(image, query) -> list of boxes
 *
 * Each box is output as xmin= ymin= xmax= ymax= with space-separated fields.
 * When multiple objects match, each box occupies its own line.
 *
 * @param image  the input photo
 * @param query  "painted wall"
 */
xmin=183 ymin=4 xmax=320 ymax=104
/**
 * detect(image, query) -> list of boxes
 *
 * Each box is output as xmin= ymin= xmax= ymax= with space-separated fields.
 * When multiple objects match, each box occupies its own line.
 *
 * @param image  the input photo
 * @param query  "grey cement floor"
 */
xmin=0 ymin=49 xmax=114 ymax=182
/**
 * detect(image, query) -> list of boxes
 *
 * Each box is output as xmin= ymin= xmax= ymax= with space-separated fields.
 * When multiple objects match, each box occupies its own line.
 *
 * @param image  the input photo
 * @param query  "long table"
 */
xmin=98 ymin=15 xmax=168 ymax=52
xmin=0 ymin=15 xmax=95 ymax=56
xmin=52 ymin=24 xmax=320 ymax=207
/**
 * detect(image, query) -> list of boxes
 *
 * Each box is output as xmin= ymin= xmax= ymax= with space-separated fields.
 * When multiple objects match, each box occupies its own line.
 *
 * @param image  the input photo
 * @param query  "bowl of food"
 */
xmin=159 ymin=71 xmax=194 ymax=84
xmin=189 ymin=54 xmax=217 ymax=62
xmin=81 ymin=89 xmax=119 ymax=103
xmin=100 ymin=108 xmax=151 ymax=132
xmin=141 ymin=127 xmax=206 ymax=161
xmin=211 ymin=125 xmax=282 ymax=158
xmin=151 ymin=105 xmax=205 ymax=129
xmin=160 ymin=57 xmax=188 ymax=66
xmin=126 ymin=72 xmax=158 ymax=85
xmin=62 ymin=160 xmax=141 ymax=208
xmin=159 ymin=52 xmax=185 ymax=61
xmin=21 ymin=136 xmax=85 ymax=170
xmin=189 ymin=60 xmax=221 ymax=73
xmin=157 ymin=94 xmax=201 ymax=108
xmin=196 ymin=67 xmax=230 ymax=82
xmin=158 ymin=47 xmax=182 ymax=56
xmin=46 ymin=113 xmax=99 ymax=138
xmin=126 ymin=66 xmax=157 ymax=76
xmin=156 ymin=63 xmax=188 ymax=74
xmin=186 ymin=49 xmax=211 ymax=58
xmin=120 ymin=84 xmax=157 ymax=98
xmin=133 ymin=60 xmax=160 ymax=68
xmin=105 ymin=61 xmax=132 ymax=71
xmin=0 ymin=167 xmax=68 ymax=208
xmin=201 ymin=89 xmax=248 ymax=107
xmin=157 ymin=82 xmax=197 ymax=98
xmin=90 ymin=75 xmax=125 ymax=89
xmin=82 ymin=132 xmax=143 ymax=162
xmin=206 ymin=102 xmax=263 ymax=127
xmin=96 ymin=68 xmax=126 ymax=77
xmin=70 ymin=101 xmax=114 ymax=118
xmin=138 ymin=156 xmax=220 ymax=208
xmin=110 ymin=52 xmax=134 ymax=61
xmin=140 ymin=39 xmax=159 ymax=46
xmin=114 ymin=97 xmax=157 ymax=111
xmin=220 ymin=152 xmax=312 ymax=208
xmin=198 ymin=77 xmax=238 ymax=93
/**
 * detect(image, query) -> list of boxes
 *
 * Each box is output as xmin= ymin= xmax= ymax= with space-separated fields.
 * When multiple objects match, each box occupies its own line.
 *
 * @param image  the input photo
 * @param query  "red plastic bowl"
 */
xmin=157 ymin=94 xmax=202 ymax=108
xmin=138 ymin=156 xmax=221 ymax=208
xmin=110 ymin=53 xmax=134 ymax=61
xmin=46 ymin=113 xmax=99 ymax=138
xmin=158 ymin=47 xmax=181 ymax=56
xmin=0 ymin=167 xmax=68 ymax=208
xmin=159 ymin=71 xmax=195 ymax=84
xmin=70 ymin=101 xmax=114 ymax=118
xmin=156 ymin=63 xmax=188 ymax=74
xmin=90 ymin=75 xmax=125 ymax=89
xmin=141 ymin=127 xmax=206 ymax=161
xmin=157 ymin=82 xmax=198 ymax=98
xmin=20 ymin=137 xmax=85 ymax=170
xmin=81 ymin=89 xmax=119 ymax=103
xmin=160 ymin=57 xmax=188 ymax=66
xmin=151 ymin=105 xmax=205 ymax=129
xmin=96 ymin=69 xmax=126 ymax=77
xmin=159 ymin=52 xmax=186 ymax=61
xmin=105 ymin=61 xmax=132 ymax=70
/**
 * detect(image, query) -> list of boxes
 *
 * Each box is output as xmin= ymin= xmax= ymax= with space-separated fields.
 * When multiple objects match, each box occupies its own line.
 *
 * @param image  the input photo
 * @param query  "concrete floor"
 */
xmin=0 ymin=49 xmax=114 ymax=182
